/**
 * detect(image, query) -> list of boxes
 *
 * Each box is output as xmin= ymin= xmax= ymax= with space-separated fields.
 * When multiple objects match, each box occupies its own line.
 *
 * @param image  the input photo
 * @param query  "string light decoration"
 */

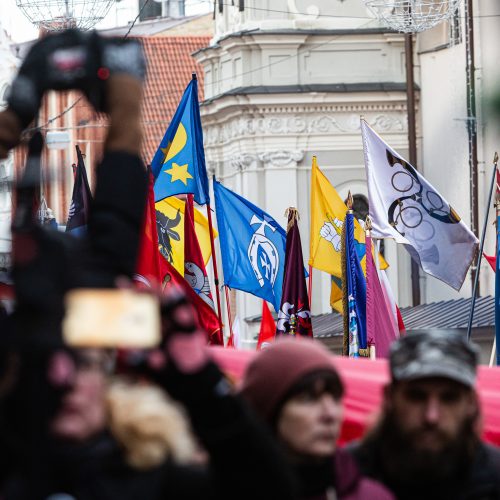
xmin=363 ymin=0 xmax=462 ymax=33
xmin=15 ymin=0 xmax=115 ymax=31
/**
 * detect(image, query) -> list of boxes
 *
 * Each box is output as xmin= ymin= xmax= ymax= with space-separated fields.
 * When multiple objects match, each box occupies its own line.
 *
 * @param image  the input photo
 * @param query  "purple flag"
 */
xmin=276 ymin=208 xmax=312 ymax=337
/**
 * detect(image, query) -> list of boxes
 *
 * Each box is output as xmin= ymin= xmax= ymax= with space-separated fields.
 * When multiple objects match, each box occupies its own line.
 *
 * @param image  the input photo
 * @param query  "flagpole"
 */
xmin=223 ymin=285 xmax=235 ymax=346
xmin=467 ymin=152 xmax=498 ymax=340
xmin=494 ymin=154 xmax=500 ymax=364
xmin=308 ymin=264 xmax=313 ymax=303
xmin=206 ymin=203 xmax=224 ymax=337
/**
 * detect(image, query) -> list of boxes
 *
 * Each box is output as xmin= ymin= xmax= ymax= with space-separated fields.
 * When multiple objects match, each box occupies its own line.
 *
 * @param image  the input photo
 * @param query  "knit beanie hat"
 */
xmin=240 ymin=337 xmax=342 ymax=424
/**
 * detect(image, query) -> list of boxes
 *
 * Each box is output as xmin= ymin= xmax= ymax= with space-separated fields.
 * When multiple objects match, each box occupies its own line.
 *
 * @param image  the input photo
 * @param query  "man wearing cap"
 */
xmin=349 ymin=331 xmax=500 ymax=500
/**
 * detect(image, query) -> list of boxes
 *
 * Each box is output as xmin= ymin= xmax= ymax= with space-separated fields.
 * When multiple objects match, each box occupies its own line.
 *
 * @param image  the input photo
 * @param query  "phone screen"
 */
xmin=63 ymin=288 xmax=161 ymax=348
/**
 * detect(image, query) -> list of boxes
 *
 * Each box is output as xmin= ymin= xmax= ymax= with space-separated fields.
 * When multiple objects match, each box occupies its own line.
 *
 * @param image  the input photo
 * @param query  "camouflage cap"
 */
xmin=389 ymin=331 xmax=479 ymax=388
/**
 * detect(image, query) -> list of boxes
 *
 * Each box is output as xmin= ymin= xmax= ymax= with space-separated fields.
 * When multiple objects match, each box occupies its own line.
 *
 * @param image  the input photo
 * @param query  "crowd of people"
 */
xmin=0 ymin=29 xmax=499 ymax=500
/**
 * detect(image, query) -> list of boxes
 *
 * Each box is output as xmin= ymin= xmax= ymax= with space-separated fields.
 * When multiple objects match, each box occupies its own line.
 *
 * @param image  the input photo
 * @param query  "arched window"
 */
xmin=345 ymin=193 xmax=385 ymax=256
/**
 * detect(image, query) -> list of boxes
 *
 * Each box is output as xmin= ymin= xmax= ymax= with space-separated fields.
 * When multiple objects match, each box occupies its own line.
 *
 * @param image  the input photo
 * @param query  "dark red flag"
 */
xmin=134 ymin=172 xmax=222 ymax=345
xmin=184 ymin=194 xmax=215 ymax=311
xmin=276 ymin=208 xmax=312 ymax=337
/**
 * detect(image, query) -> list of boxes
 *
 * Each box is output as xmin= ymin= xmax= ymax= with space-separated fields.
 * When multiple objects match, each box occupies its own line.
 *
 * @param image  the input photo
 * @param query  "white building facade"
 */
xmin=195 ymin=0 xmax=495 ymax=346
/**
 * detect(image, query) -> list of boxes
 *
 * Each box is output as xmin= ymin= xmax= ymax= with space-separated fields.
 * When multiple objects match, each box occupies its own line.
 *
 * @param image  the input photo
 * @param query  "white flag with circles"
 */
xmin=361 ymin=119 xmax=478 ymax=291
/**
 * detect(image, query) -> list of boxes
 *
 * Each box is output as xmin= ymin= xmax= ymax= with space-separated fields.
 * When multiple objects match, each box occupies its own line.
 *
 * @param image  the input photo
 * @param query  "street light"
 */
xmin=364 ymin=0 xmax=462 ymax=33
xmin=16 ymin=0 xmax=115 ymax=31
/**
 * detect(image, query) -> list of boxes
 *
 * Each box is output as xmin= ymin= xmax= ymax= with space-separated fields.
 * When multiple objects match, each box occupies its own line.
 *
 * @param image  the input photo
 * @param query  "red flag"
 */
xmin=484 ymin=252 xmax=496 ymax=272
xmin=396 ymin=305 xmax=406 ymax=335
xmin=159 ymin=255 xmax=223 ymax=345
xmin=135 ymin=173 xmax=222 ymax=345
xmin=257 ymin=301 xmax=276 ymax=350
xmin=135 ymin=170 xmax=163 ymax=288
xmin=184 ymin=195 xmax=215 ymax=310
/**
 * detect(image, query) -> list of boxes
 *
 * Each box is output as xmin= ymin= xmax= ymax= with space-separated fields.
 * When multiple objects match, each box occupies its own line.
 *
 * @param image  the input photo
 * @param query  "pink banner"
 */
xmin=210 ymin=346 xmax=500 ymax=446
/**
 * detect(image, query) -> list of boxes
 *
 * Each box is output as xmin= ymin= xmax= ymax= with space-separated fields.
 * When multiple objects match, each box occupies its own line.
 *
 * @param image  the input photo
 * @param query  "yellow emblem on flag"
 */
xmin=162 ymin=123 xmax=188 ymax=164
xmin=308 ymin=157 xmax=387 ymax=310
xmin=155 ymin=196 xmax=216 ymax=275
xmin=165 ymin=163 xmax=192 ymax=185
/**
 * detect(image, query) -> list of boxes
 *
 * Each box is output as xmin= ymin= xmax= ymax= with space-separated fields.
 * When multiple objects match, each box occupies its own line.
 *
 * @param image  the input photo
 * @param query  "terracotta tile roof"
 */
xmin=140 ymin=35 xmax=210 ymax=164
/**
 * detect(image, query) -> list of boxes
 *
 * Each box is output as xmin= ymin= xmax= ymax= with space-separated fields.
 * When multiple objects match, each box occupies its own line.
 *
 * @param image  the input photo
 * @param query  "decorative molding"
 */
xmin=258 ymin=150 xmax=304 ymax=166
xmin=229 ymin=152 xmax=258 ymax=171
xmin=204 ymin=111 xmax=406 ymax=146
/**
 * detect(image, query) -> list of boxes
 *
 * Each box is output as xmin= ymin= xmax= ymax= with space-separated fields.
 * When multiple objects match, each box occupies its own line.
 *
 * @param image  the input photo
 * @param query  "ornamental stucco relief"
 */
xmin=258 ymin=150 xmax=304 ymax=166
xmin=230 ymin=153 xmax=258 ymax=170
xmin=227 ymin=150 xmax=304 ymax=171
xmin=204 ymin=112 xmax=407 ymax=146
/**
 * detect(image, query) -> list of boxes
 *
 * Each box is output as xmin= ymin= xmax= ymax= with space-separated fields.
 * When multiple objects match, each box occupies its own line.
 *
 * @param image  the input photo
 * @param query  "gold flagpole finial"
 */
xmin=494 ymin=152 xmax=498 ymax=166
xmin=285 ymin=207 xmax=300 ymax=232
xmin=346 ymin=191 xmax=354 ymax=212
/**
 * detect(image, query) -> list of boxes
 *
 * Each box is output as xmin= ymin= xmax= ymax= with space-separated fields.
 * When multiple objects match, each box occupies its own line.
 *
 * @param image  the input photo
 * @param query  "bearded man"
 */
xmin=349 ymin=331 xmax=500 ymax=500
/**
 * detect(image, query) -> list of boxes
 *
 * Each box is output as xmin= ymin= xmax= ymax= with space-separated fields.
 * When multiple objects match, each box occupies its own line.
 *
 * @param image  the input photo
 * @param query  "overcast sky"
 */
xmin=1 ymin=0 xmax=211 ymax=43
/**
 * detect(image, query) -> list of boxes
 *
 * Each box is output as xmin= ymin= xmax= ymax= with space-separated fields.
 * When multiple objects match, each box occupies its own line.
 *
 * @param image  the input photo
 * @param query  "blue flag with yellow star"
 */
xmin=152 ymin=75 xmax=209 ymax=205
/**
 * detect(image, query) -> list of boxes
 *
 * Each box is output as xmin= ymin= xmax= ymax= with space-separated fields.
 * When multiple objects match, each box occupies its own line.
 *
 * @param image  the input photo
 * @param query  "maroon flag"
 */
xmin=276 ymin=208 xmax=312 ymax=337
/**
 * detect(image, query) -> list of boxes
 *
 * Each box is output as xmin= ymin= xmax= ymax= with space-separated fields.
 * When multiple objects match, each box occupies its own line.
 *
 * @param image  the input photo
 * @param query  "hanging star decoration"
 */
xmin=165 ymin=163 xmax=193 ymax=185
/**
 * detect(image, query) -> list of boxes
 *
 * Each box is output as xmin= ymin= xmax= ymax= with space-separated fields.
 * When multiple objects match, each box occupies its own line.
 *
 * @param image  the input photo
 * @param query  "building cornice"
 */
xmin=201 ymin=83 xmax=416 ymax=106
xmin=193 ymin=27 xmax=399 ymax=56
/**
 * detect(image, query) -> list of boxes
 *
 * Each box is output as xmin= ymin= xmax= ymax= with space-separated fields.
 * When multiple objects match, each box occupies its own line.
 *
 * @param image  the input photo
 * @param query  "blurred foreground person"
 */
xmin=0 ymin=29 xmax=297 ymax=500
xmin=240 ymin=338 xmax=394 ymax=500
xmin=350 ymin=331 xmax=500 ymax=500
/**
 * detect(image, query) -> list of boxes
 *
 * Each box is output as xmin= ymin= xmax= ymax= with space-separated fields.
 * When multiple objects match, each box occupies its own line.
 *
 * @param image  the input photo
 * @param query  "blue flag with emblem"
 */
xmin=152 ymin=74 xmax=209 ymax=205
xmin=213 ymin=180 xmax=286 ymax=312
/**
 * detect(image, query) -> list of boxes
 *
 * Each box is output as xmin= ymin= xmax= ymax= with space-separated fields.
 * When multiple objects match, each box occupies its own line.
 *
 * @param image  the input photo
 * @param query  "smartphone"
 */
xmin=63 ymin=288 xmax=161 ymax=348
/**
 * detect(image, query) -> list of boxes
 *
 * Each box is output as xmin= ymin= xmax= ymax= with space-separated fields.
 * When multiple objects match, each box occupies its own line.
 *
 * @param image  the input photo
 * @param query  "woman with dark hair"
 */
xmin=240 ymin=338 xmax=394 ymax=500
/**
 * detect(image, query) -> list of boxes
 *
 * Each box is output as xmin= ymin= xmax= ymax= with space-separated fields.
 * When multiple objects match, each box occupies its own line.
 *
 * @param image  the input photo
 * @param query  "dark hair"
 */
xmin=271 ymin=369 xmax=344 ymax=426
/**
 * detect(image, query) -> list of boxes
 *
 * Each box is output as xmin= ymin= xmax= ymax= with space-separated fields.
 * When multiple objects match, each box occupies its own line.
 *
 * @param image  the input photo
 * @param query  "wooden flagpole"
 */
xmin=491 ymin=154 xmax=500 ymax=365
xmin=308 ymin=265 xmax=313 ymax=304
xmin=206 ymin=203 xmax=224 ymax=338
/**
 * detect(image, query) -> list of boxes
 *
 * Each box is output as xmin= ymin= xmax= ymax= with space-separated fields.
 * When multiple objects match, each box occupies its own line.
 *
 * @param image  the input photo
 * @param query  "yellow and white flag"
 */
xmin=308 ymin=156 xmax=387 ymax=308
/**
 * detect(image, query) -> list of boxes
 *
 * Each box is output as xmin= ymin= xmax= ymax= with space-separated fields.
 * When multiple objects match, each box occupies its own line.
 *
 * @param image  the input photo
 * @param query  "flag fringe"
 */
xmin=285 ymin=207 xmax=300 ymax=233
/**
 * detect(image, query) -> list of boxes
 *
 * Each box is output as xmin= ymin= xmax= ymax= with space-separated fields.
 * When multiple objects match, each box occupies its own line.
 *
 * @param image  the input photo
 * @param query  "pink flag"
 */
xmin=366 ymin=234 xmax=399 ymax=358
xmin=378 ymin=267 xmax=406 ymax=336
